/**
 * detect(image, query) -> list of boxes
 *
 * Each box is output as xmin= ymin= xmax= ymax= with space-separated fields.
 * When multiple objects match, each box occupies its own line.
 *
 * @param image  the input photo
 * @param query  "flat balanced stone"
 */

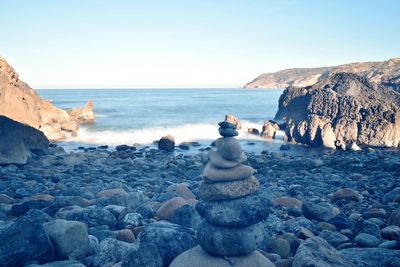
xmin=170 ymin=245 xmax=275 ymax=267
xmin=218 ymin=121 xmax=237 ymax=129
xmin=215 ymin=137 xmax=242 ymax=160
xmin=199 ymin=176 xmax=259 ymax=201
xmin=197 ymin=221 xmax=264 ymax=256
xmin=208 ymin=150 xmax=247 ymax=169
xmin=196 ymin=194 xmax=269 ymax=226
xmin=219 ymin=127 xmax=238 ymax=137
xmin=202 ymin=163 xmax=254 ymax=183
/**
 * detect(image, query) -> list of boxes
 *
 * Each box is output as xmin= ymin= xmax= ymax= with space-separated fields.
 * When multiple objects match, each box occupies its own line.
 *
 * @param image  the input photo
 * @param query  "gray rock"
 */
xmin=319 ymin=230 xmax=349 ymax=247
xmin=196 ymin=194 xmax=269 ymax=226
xmin=170 ymin=245 xmax=275 ymax=267
xmin=218 ymin=127 xmax=238 ymax=137
xmin=93 ymin=238 xmax=138 ymax=267
xmin=120 ymin=212 xmax=144 ymax=228
xmin=197 ymin=221 xmax=264 ymax=256
xmin=202 ymin=162 xmax=254 ymax=183
xmin=341 ymin=248 xmax=400 ymax=267
xmin=208 ymin=150 xmax=247 ymax=169
xmin=354 ymin=233 xmax=380 ymax=247
xmin=26 ymin=260 xmax=86 ymax=267
xmin=138 ymin=222 xmax=197 ymax=266
xmin=0 ymin=211 xmax=54 ymax=266
xmin=122 ymin=244 xmax=163 ymax=267
xmin=56 ymin=205 xmax=117 ymax=229
xmin=302 ymin=202 xmax=338 ymax=222
xmin=215 ymin=137 xmax=242 ymax=161
xmin=293 ymin=236 xmax=356 ymax=267
xmin=270 ymin=238 xmax=291 ymax=259
xmin=218 ymin=120 xmax=237 ymax=129
xmin=172 ymin=204 xmax=202 ymax=229
xmin=44 ymin=219 xmax=90 ymax=260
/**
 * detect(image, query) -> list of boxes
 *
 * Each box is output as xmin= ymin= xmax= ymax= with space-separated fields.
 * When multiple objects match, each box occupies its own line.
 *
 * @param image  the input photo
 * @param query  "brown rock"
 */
xmin=166 ymin=183 xmax=196 ymax=200
xmin=272 ymin=197 xmax=303 ymax=209
xmin=215 ymin=137 xmax=242 ymax=160
xmin=116 ymin=229 xmax=136 ymax=243
xmin=199 ymin=176 xmax=259 ymax=201
xmin=225 ymin=114 xmax=242 ymax=130
xmin=155 ymin=197 xmax=187 ymax=220
xmin=208 ymin=150 xmax=247 ymax=169
xmin=202 ymin=163 xmax=254 ymax=183
xmin=332 ymin=188 xmax=361 ymax=202
xmin=30 ymin=194 xmax=55 ymax=202
xmin=158 ymin=135 xmax=175 ymax=151
xmin=96 ymin=188 xmax=127 ymax=198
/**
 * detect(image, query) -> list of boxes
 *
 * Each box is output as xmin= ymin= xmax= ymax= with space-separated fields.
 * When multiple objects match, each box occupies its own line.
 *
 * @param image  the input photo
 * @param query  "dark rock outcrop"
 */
xmin=0 ymin=57 xmax=95 ymax=141
xmin=275 ymin=73 xmax=400 ymax=148
xmin=0 ymin=115 xmax=49 ymax=165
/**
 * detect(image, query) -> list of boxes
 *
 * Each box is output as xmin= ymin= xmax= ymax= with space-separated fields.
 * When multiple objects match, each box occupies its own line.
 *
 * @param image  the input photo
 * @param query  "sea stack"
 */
xmin=170 ymin=121 xmax=272 ymax=266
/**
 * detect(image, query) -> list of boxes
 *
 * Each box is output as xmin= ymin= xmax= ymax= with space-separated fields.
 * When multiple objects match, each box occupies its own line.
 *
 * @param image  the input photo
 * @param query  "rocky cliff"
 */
xmin=0 ymin=56 xmax=95 ymax=141
xmin=245 ymin=57 xmax=400 ymax=89
xmin=275 ymin=72 xmax=400 ymax=149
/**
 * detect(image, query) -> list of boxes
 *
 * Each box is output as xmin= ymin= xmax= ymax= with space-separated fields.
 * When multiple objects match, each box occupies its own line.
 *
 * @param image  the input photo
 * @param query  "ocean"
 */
xmin=38 ymin=88 xmax=286 ymax=153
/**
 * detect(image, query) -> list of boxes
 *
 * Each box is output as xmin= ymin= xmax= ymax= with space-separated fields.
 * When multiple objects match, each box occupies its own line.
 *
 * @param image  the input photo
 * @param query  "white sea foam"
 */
xmin=67 ymin=120 xmax=278 ymax=146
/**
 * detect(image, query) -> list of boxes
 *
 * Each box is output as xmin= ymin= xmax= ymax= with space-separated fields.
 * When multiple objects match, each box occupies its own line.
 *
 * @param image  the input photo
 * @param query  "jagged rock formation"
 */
xmin=245 ymin=57 xmax=400 ymax=89
xmin=0 ymin=56 xmax=95 ymax=141
xmin=0 ymin=116 xmax=49 ymax=165
xmin=275 ymin=72 xmax=400 ymax=148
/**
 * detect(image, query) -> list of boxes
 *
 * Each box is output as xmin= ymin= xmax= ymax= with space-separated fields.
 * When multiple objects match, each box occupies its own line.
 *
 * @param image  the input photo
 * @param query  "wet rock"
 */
xmin=224 ymin=114 xmax=242 ymax=130
xmin=158 ymin=135 xmax=175 ymax=151
xmin=197 ymin=221 xmax=264 ymax=256
xmin=44 ymin=219 xmax=90 ymax=260
xmin=341 ymin=248 xmax=400 ymax=267
xmin=292 ymin=236 xmax=356 ymax=267
xmin=196 ymin=194 xmax=269 ymax=226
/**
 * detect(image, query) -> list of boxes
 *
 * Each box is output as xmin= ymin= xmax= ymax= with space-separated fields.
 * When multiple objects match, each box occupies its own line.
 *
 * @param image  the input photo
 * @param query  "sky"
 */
xmin=0 ymin=0 xmax=399 ymax=89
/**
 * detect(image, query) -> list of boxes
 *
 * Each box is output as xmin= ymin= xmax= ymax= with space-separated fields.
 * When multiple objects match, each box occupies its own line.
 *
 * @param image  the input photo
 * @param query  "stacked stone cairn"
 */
xmin=170 ymin=121 xmax=272 ymax=266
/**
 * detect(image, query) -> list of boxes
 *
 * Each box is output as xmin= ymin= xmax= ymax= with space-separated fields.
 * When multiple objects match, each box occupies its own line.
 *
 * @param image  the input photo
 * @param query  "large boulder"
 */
xmin=0 ymin=210 xmax=54 ymax=266
xmin=0 ymin=57 xmax=95 ymax=141
xmin=0 ymin=115 xmax=49 ymax=165
xmin=276 ymin=72 xmax=400 ymax=148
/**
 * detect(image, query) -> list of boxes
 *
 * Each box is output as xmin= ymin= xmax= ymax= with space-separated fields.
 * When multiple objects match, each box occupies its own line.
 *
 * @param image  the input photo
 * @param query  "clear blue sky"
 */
xmin=1 ymin=0 xmax=399 ymax=88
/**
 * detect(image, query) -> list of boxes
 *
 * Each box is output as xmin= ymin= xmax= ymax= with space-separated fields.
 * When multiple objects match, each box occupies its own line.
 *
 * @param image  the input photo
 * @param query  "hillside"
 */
xmin=244 ymin=57 xmax=400 ymax=89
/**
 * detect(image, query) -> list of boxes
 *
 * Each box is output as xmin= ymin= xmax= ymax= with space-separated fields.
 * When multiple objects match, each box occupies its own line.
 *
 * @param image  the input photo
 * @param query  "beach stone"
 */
xmin=122 ymin=243 xmax=163 ymax=267
xmin=55 ymin=205 xmax=117 ymax=229
xmin=196 ymin=194 xmax=269 ymax=226
xmin=121 ymin=212 xmax=144 ymax=228
xmin=292 ymin=237 xmax=356 ymax=267
xmin=382 ymin=187 xmax=400 ymax=203
xmin=332 ymin=188 xmax=361 ymax=202
xmin=248 ymin=128 xmax=260 ymax=135
xmin=341 ymin=248 xmax=400 ymax=267
xmin=166 ymin=183 xmax=196 ymax=200
xmin=280 ymin=144 xmax=291 ymax=150
xmin=302 ymin=201 xmax=339 ymax=222
xmin=172 ymin=204 xmax=202 ymax=229
xmin=218 ymin=121 xmax=237 ymax=129
xmin=0 ymin=193 xmax=14 ymax=204
xmin=218 ymin=127 xmax=238 ymax=137
xmin=272 ymin=197 xmax=303 ymax=209
xmin=354 ymin=233 xmax=380 ymax=247
xmin=381 ymin=225 xmax=400 ymax=240
xmin=26 ymin=260 xmax=86 ymax=267
xmin=215 ymin=137 xmax=242 ymax=160
xmin=96 ymin=188 xmax=127 ymax=198
xmin=202 ymin=163 xmax=254 ymax=183
xmin=378 ymin=240 xmax=400 ymax=249
xmin=158 ymin=135 xmax=175 ymax=151
xmin=270 ymin=238 xmax=291 ymax=259
xmin=170 ymin=245 xmax=275 ymax=267
xmin=0 ymin=211 xmax=54 ymax=266
xmin=44 ymin=219 xmax=90 ymax=260
xmin=155 ymin=197 xmax=187 ymax=221
xmin=208 ymin=150 xmax=247 ymax=169
xmin=116 ymin=229 xmax=136 ymax=243
xmin=197 ymin=221 xmax=264 ymax=256
xmin=11 ymin=199 xmax=54 ymax=216
xmin=388 ymin=209 xmax=400 ymax=226
xmin=224 ymin=115 xmax=242 ymax=130
xmin=138 ymin=222 xmax=197 ymax=266
xmin=319 ymin=230 xmax=349 ymax=247
xmin=199 ymin=176 xmax=259 ymax=201
xmin=93 ymin=238 xmax=138 ymax=267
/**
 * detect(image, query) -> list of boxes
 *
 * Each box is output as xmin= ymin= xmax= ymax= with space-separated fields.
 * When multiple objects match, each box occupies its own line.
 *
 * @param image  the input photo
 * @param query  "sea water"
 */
xmin=38 ymin=88 xmax=285 ymax=152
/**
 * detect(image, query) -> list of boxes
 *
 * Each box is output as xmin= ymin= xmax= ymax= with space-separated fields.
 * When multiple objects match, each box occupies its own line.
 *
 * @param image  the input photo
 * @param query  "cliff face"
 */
xmin=245 ymin=58 xmax=400 ymax=89
xmin=275 ymin=73 xmax=400 ymax=149
xmin=0 ymin=57 xmax=95 ymax=141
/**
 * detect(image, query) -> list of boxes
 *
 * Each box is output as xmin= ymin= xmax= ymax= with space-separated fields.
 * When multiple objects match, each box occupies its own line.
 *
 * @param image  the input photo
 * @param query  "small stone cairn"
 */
xmin=170 ymin=121 xmax=271 ymax=266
